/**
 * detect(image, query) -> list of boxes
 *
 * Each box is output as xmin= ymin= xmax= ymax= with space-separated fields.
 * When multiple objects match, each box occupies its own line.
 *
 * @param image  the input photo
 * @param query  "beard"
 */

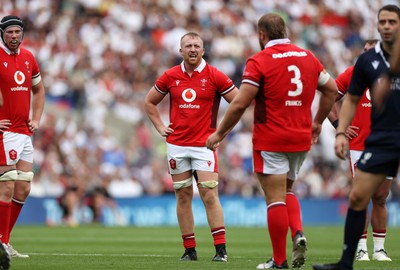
xmin=259 ymin=37 xmax=264 ymax=51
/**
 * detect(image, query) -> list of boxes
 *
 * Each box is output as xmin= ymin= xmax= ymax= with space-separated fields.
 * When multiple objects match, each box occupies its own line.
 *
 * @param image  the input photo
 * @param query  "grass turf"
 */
xmin=8 ymin=225 xmax=399 ymax=269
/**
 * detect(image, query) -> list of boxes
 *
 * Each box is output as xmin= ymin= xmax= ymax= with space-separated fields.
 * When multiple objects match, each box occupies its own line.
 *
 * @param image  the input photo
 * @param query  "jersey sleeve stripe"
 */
xmin=241 ymin=79 xmax=259 ymax=87
xmin=154 ymin=84 xmax=167 ymax=95
xmin=220 ymin=84 xmax=235 ymax=95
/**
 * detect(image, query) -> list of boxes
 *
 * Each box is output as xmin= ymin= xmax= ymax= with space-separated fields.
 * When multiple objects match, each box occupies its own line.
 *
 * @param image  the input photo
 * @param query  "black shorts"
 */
xmin=356 ymin=147 xmax=400 ymax=177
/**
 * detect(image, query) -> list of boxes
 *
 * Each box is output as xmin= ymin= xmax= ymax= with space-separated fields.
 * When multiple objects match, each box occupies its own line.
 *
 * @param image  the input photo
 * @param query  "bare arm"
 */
xmin=30 ymin=80 xmax=45 ymax=132
xmin=206 ymin=83 xmax=257 ymax=150
xmin=327 ymin=102 xmax=339 ymax=125
xmin=312 ymin=76 xmax=337 ymax=144
xmin=327 ymin=94 xmax=360 ymax=139
xmin=222 ymin=87 xmax=239 ymax=103
xmin=334 ymin=93 xmax=360 ymax=160
xmin=144 ymin=87 xmax=173 ymax=137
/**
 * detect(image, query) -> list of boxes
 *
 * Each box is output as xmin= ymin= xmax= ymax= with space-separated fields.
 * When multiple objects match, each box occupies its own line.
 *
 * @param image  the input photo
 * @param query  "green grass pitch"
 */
xmin=8 ymin=225 xmax=400 ymax=269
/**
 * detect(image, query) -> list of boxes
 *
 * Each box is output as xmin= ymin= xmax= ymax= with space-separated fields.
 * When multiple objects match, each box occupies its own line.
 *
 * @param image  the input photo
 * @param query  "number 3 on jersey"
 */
xmin=287 ymin=65 xmax=303 ymax=97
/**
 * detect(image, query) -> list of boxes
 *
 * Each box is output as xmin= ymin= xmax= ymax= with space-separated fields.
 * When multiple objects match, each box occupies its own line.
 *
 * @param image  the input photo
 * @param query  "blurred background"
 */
xmin=2 ymin=0 xmax=400 ymax=227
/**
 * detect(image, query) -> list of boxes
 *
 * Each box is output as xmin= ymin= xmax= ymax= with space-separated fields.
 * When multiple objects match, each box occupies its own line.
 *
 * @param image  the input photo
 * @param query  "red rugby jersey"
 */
xmin=154 ymin=59 xmax=235 ymax=146
xmin=335 ymin=66 xmax=371 ymax=151
xmin=0 ymin=44 xmax=41 ymax=135
xmin=242 ymin=39 xmax=325 ymax=152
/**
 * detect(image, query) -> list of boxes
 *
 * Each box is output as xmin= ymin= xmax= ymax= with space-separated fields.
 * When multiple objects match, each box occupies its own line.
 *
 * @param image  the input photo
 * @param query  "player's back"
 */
xmin=247 ymin=42 xmax=323 ymax=152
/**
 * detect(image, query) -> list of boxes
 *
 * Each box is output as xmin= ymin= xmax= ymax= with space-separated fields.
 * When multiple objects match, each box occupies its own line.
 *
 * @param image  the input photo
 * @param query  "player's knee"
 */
xmin=372 ymin=193 xmax=388 ymax=206
xmin=0 ymin=170 xmax=18 ymax=200
xmin=173 ymin=178 xmax=193 ymax=190
xmin=198 ymin=180 xmax=218 ymax=189
xmin=372 ymin=187 xmax=389 ymax=204
xmin=349 ymin=190 xmax=369 ymax=209
xmin=14 ymin=181 xmax=31 ymax=199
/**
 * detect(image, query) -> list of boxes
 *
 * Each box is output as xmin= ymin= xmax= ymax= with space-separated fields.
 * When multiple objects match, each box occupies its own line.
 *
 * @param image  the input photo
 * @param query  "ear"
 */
xmin=259 ymin=31 xmax=266 ymax=42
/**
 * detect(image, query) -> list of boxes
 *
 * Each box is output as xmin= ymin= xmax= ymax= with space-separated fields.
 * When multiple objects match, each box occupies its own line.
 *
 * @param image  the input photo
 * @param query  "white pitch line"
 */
xmin=27 ymin=253 xmax=170 ymax=257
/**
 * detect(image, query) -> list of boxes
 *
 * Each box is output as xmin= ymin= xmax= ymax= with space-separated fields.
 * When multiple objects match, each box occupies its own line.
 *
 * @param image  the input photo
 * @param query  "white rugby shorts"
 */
xmin=0 ymin=132 xmax=34 ymax=165
xmin=253 ymin=150 xmax=307 ymax=181
xmin=349 ymin=150 xmax=362 ymax=177
xmin=166 ymin=143 xmax=217 ymax=174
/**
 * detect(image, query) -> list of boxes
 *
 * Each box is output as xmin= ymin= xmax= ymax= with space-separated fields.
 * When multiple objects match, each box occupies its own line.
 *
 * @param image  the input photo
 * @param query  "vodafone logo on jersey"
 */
xmin=182 ymin=88 xmax=196 ymax=102
xmin=11 ymin=71 xmax=29 ymax=92
xmin=14 ymin=71 xmax=25 ymax=84
xmin=361 ymin=89 xmax=372 ymax=108
xmin=179 ymin=88 xmax=200 ymax=109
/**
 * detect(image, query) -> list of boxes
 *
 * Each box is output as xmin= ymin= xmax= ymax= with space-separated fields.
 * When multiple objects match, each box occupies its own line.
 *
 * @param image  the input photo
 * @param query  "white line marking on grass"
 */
xmin=27 ymin=253 xmax=170 ymax=257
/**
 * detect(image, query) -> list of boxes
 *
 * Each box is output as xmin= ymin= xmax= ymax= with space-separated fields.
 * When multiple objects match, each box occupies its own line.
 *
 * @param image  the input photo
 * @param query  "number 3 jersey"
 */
xmin=154 ymin=59 xmax=236 ymax=146
xmin=242 ymin=38 xmax=327 ymax=152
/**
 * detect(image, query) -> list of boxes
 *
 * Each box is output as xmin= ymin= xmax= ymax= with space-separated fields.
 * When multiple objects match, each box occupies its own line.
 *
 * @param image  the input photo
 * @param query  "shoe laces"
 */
xmin=375 ymin=249 xmax=388 ymax=255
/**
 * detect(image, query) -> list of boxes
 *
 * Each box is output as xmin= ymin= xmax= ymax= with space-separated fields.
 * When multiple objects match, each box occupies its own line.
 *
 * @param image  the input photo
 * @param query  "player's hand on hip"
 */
xmin=0 ymin=119 xmax=11 ymax=132
xmin=28 ymin=119 xmax=39 ymax=132
xmin=345 ymin=125 xmax=359 ymax=139
xmin=160 ymin=123 xmax=174 ymax=137
xmin=334 ymin=135 xmax=348 ymax=160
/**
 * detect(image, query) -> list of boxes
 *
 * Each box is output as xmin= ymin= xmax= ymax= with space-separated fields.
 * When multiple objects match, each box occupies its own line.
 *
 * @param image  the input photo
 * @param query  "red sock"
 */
xmin=211 ymin=226 xmax=226 ymax=246
xmin=182 ymin=233 xmax=196 ymax=249
xmin=267 ymin=202 xmax=288 ymax=265
xmin=286 ymin=192 xmax=302 ymax=239
xmin=9 ymin=198 xmax=24 ymax=236
xmin=0 ymin=201 xmax=12 ymax=244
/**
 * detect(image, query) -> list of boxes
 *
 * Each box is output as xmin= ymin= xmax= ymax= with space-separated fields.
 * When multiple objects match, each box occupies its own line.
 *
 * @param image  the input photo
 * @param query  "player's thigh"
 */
xmin=351 ymin=169 xmax=386 ymax=208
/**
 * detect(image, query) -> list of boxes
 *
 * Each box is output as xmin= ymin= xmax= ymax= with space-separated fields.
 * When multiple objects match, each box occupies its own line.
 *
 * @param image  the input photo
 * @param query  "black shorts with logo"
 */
xmin=357 ymin=132 xmax=400 ymax=177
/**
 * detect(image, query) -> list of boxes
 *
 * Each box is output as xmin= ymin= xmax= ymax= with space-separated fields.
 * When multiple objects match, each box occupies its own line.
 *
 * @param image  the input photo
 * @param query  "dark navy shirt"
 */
xmin=349 ymin=42 xmax=400 ymax=134
xmin=366 ymin=76 xmax=400 ymax=151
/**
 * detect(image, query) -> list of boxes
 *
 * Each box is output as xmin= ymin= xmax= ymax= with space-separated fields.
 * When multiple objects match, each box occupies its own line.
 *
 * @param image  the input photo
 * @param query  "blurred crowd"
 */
xmin=1 ymin=0 xmax=400 ymax=212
